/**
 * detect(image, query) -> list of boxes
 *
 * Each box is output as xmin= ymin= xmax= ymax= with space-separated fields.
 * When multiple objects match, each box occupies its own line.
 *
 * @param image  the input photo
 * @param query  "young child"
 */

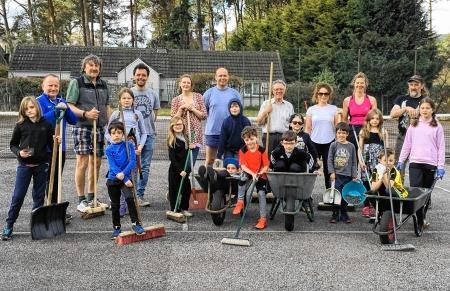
xmin=105 ymin=121 xmax=145 ymax=239
xmin=232 ymin=126 xmax=270 ymax=229
xmin=398 ymin=98 xmax=445 ymax=226
xmin=2 ymin=96 xmax=55 ymax=240
xmin=105 ymin=88 xmax=148 ymax=215
xmin=358 ymin=108 xmax=387 ymax=217
xmin=167 ymin=116 xmax=195 ymax=217
xmin=327 ymin=122 xmax=358 ymax=224
xmin=197 ymin=157 xmax=241 ymax=197
xmin=289 ymin=113 xmax=319 ymax=172
xmin=398 ymin=97 xmax=445 ymax=187
xmin=216 ymin=98 xmax=251 ymax=160
xmin=270 ymin=130 xmax=309 ymax=173
xmin=370 ymin=148 xmax=408 ymax=199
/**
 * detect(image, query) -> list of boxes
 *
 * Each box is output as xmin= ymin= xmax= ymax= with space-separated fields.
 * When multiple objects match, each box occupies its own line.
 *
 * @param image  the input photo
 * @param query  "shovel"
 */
xmin=31 ymin=106 xmax=69 ymax=240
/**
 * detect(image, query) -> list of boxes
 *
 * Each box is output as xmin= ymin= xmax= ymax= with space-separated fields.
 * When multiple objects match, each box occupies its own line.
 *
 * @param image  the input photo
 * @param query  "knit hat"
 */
xmin=223 ymin=157 xmax=240 ymax=169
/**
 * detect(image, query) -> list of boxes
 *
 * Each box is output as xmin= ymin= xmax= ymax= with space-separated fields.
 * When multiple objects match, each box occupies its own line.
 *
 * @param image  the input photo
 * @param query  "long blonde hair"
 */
xmin=359 ymin=108 xmax=384 ymax=140
xmin=18 ymin=96 xmax=42 ymax=124
xmin=167 ymin=116 xmax=186 ymax=148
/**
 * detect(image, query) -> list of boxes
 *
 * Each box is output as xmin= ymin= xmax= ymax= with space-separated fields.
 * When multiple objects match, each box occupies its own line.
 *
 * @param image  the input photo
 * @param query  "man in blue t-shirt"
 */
xmin=203 ymin=67 xmax=242 ymax=165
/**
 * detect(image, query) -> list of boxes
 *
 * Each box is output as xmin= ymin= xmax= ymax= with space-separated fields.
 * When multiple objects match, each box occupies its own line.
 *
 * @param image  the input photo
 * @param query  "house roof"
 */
xmin=9 ymin=45 xmax=284 ymax=80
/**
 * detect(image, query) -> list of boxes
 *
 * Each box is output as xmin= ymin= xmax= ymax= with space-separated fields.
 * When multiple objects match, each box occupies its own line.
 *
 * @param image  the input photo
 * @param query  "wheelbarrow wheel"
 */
xmin=211 ymin=190 xmax=226 ymax=226
xmin=413 ymin=206 xmax=425 ymax=237
xmin=284 ymin=197 xmax=295 ymax=232
xmin=379 ymin=210 xmax=396 ymax=244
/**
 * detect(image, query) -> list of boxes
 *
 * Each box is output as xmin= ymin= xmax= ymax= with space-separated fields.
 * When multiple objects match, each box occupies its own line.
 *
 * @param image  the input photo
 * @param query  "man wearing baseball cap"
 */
xmin=389 ymin=74 xmax=427 ymax=176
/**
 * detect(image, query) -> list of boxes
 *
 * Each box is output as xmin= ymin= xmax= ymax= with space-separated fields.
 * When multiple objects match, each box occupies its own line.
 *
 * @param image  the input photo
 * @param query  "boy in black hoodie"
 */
xmin=270 ymin=130 xmax=309 ymax=173
xmin=216 ymin=98 xmax=251 ymax=161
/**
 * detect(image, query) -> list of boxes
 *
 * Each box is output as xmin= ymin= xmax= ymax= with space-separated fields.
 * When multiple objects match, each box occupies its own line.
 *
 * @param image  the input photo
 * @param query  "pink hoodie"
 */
xmin=399 ymin=118 xmax=445 ymax=169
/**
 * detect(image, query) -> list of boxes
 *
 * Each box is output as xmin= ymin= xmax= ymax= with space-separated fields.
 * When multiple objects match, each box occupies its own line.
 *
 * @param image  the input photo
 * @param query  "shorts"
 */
xmin=205 ymin=134 xmax=220 ymax=148
xmin=72 ymin=126 xmax=105 ymax=157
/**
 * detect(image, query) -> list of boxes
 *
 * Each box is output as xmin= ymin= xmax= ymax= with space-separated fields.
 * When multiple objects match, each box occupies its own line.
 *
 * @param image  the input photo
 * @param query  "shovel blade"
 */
xmin=30 ymin=202 xmax=69 ymax=240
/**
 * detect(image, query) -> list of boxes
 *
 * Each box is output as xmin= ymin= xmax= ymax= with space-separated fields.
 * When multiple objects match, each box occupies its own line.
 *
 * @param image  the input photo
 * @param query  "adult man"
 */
xmin=131 ymin=63 xmax=160 ymax=207
xmin=37 ymin=74 xmax=77 ymax=221
xmin=390 ymin=74 xmax=427 ymax=175
xmin=256 ymin=80 xmax=294 ymax=154
xmin=67 ymin=54 xmax=111 ymax=212
xmin=203 ymin=67 xmax=242 ymax=165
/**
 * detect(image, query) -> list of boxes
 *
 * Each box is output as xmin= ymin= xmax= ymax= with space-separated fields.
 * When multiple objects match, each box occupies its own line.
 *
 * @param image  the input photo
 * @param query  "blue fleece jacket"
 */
xmin=36 ymin=93 xmax=78 ymax=151
xmin=217 ymin=98 xmax=251 ymax=158
xmin=105 ymin=140 xmax=136 ymax=183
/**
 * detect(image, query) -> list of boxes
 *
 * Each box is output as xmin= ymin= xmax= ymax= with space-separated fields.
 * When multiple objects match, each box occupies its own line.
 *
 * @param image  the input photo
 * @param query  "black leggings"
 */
xmin=312 ymin=141 xmax=333 ymax=189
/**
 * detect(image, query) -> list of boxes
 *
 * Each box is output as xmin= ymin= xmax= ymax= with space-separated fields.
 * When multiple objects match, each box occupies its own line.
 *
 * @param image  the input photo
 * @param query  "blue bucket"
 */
xmin=342 ymin=180 xmax=367 ymax=205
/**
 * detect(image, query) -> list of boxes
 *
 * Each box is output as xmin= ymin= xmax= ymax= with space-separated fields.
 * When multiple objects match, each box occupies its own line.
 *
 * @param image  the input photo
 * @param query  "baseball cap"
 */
xmin=408 ymin=75 xmax=423 ymax=83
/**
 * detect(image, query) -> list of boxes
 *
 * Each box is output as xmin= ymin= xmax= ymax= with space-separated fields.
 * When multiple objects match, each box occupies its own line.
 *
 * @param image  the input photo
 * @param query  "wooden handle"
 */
xmin=57 ymin=122 xmax=63 ymax=203
xmin=47 ymin=123 xmax=60 ymax=205
xmin=93 ymin=119 xmax=97 ymax=208
xmin=265 ymin=62 xmax=274 ymax=153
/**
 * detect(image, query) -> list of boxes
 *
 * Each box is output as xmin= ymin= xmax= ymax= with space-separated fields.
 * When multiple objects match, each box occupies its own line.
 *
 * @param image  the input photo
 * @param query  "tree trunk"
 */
xmin=99 ymin=0 xmax=104 ymax=46
xmin=222 ymin=2 xmax=227 ymax=50
xmin=130 ymin=0 xmax=135 ymax=47
xmin=47 ymin=0 xmax=57 ymax=44
xmin=90 ymin=0 xmax=94 ymax=46
xmin=0 ymin=0 xmax=14 ymax=56
xmin=134 ymin=0 xmax=138 ymax=47
xmin=80 ymin=0 xmax=88 ymax=46
xmin=207 ymin=0 xmax=215 ymax=51
xmin=196 ymin=0 xmax=203 ymax=50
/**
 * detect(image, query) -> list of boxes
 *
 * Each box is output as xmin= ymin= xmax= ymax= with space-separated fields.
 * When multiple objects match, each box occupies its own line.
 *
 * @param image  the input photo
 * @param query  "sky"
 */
xmin=426 ymin=0 xmax=450 ymax=35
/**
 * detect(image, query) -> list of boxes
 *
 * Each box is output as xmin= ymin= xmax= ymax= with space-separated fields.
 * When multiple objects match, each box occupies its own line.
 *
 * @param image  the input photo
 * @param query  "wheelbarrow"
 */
xmin=366 ymin=184 xmax=434 ymax=245
xmin=195 ymin=169 xmax=239 ymax=226
xmin=267 ymin=172 xmax=318 ymax=231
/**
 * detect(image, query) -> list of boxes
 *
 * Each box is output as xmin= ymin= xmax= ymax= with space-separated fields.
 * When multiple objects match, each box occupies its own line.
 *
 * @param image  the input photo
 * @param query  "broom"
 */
xmin=166 ymin=149 xmax=191 ymax=223
xmin=265 ymin=62 xmax=274 ymax=155
xmin=81 ymin=117 xmax=106 ymax=219
xmin=221 ymin=179 xmax=257 ymax=247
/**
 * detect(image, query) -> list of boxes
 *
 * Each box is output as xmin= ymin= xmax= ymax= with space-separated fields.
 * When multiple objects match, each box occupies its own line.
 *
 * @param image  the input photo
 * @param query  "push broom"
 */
xmin=81 ymin=118 xmax=106 ymax=219
xmin=380 ymin=137 xmax=415 ymax=252
xmin=116 ymin=104 xmax=166 ymax=245
xmin=221 ymin=179 xmax=257 ymax=247
xmin=166 ymin=149 xmax=192 ymax=223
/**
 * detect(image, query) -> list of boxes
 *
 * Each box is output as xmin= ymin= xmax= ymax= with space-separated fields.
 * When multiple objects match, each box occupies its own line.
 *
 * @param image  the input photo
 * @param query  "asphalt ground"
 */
xmin=0 ymin=158 xmax=449 ymax=290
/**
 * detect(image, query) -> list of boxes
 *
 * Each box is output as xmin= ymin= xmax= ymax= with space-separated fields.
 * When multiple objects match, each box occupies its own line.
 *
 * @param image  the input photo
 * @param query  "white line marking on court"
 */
xmin=12 ymin=230 xmax=450 ymax=235
xmin=435 ymin=185 xmax=450 ymax=193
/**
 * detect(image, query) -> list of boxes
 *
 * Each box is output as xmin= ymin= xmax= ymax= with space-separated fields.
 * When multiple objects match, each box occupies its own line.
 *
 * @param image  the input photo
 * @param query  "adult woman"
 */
xmin=305 ymin=82 xmax=341 ymax=189
xmin=342 ymin=72 xmax=377 ymax=150
xmin=171 ymin=74 xmax=207 ymax=164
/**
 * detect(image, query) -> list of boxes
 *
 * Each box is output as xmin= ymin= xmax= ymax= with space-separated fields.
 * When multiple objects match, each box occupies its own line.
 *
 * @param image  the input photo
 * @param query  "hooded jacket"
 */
xmin=217 ymin=98 xmax=251 ymax=159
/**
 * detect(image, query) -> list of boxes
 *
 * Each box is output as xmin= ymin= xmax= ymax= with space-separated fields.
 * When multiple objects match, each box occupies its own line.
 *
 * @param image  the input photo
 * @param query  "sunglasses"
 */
xmin=291 ymin=121 xmax=303 ymax=125
xmin=317 ymin=92 xmax=330 ymax=96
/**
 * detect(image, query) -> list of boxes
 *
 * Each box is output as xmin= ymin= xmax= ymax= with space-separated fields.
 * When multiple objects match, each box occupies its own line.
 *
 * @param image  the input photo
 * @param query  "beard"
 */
xmin=409 ymin=90 xmax=420 ymax=98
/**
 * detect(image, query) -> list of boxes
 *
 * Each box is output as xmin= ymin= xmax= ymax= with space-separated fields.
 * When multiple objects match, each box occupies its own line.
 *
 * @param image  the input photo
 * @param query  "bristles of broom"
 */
xmin=116 ymin=224 xmax=166 ymax=245
xmin=80 ymin=206 xmax=106 ymax=220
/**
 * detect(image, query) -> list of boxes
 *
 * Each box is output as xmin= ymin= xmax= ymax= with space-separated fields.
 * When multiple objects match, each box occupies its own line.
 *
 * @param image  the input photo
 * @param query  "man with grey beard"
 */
xmin=389 ymin=75 xmax=427 ymax=176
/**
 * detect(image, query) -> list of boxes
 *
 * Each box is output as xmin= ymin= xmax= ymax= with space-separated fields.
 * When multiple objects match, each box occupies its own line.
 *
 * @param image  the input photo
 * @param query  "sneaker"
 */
xmin=329 ymin=213 xmax=339 ymax=224
xmin=232 ymin=200 xmax=244 ymax=215
xmin=423 ymin=220 xmax=430 ymax=229
xmin=1 ymin=226 xmax=13 ymax=241
xmin=137 ymin=197 xmax=150 ymax=207
xmin=65 ymin=213 xmax=73 ymax=225
xmin=182 ymin=210 xmax=193 ymax=217
xmin=340 ymin=213 xmax=352 ymax=224
xmin=361 ymin=206 xmax=370 ymax=218
xmin=77 ymin=200 xmax=89 ymax=212
xmin=368 ymin=206 xmax=376 ymax=218
xmin=255 ymin=217 xmax=267 ymax=229
xmin=111 ymin=226 xmax=121 ymax=240
xmin=132 ymin=223 xmax=146 ymax=235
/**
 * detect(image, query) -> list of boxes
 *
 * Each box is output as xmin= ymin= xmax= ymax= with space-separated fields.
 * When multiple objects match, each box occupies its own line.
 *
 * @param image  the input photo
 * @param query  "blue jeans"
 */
xmin=6 ymin=163 xmax=48 ymax=228
xmin=137 ymin=135 xmax=155 ymax=197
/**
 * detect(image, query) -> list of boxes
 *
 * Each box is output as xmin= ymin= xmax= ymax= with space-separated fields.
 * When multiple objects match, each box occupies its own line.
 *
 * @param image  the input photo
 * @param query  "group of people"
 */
xmin=1 ymin=54 xmax=446 ymax=240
